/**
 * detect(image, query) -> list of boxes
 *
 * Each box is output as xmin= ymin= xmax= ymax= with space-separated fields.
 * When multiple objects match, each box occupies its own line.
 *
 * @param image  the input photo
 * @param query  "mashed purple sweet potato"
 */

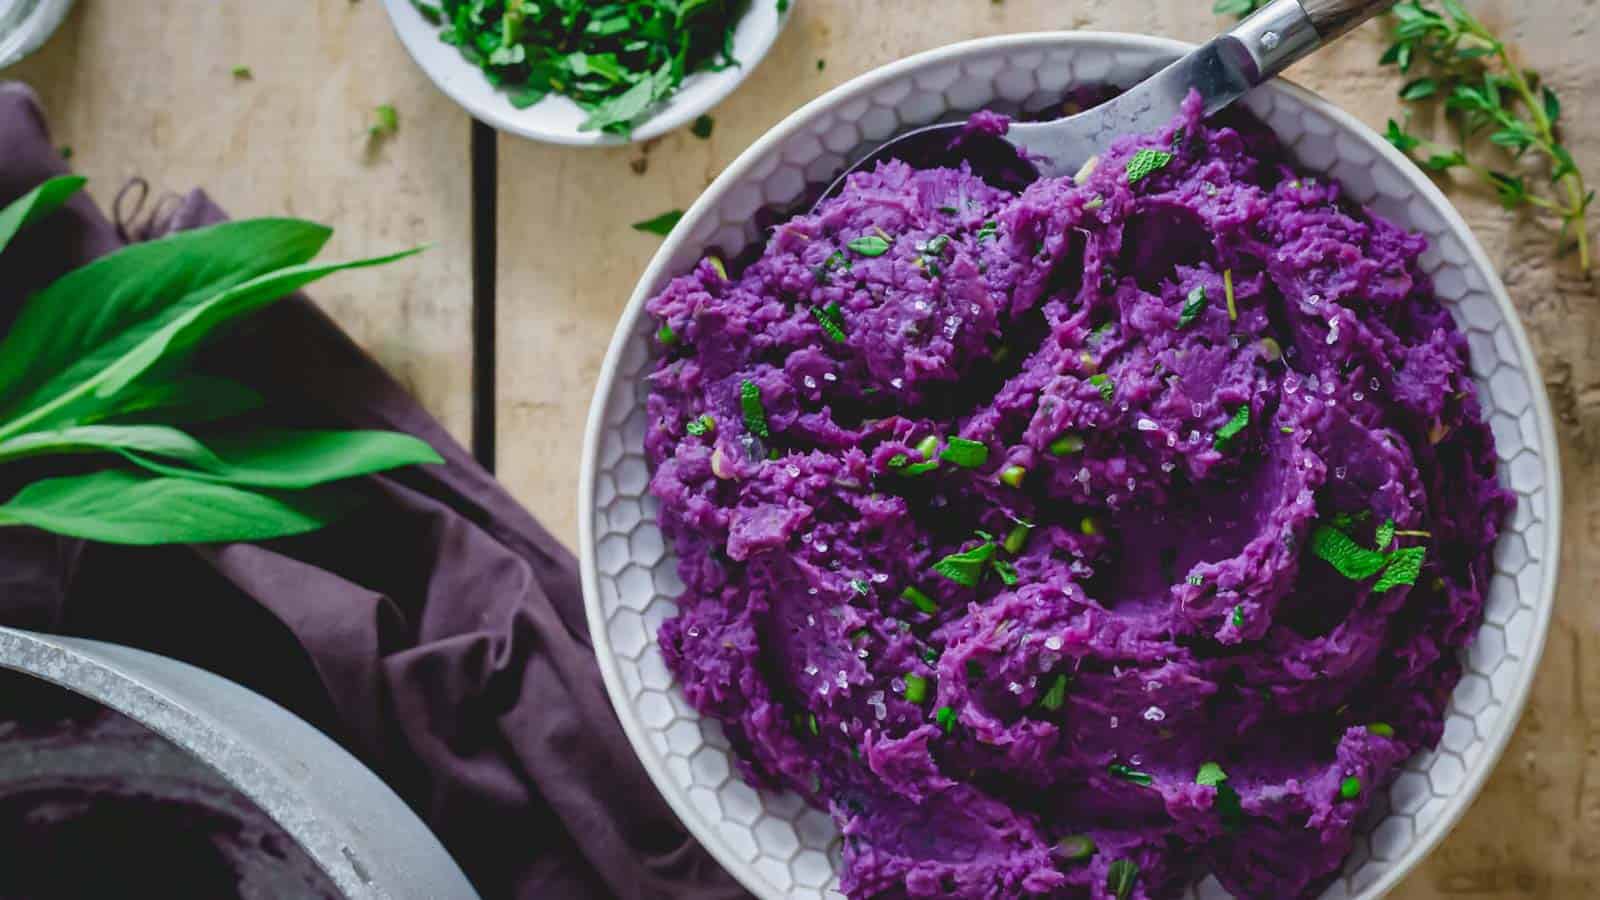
xmin=642 ymin=92 xmax=1508 ymax=899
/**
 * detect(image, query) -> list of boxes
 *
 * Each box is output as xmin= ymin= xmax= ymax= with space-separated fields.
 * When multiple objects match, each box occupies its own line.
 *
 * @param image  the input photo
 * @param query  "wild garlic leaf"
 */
xmin=0 ymin=469 xmax=360 ymax=545
xmin=0 ymin=242 xmax=422 ymax=438
xmin=88 ymin=376 xmax=264 ymax=426
xmin=121 ymin=429 xmax=443 ymax=490
xmin=0 ymin=175 xmax=86 ymax=256
xmin=0 ymin=219 xmax=332 ymax=417
xmin=0 ymin=424 xmax=220 ymax=467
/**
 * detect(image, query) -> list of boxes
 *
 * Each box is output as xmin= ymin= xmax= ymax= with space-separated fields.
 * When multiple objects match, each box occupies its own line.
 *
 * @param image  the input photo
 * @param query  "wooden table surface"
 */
xmin=9 ymin=1 xmax=1599 ymax=896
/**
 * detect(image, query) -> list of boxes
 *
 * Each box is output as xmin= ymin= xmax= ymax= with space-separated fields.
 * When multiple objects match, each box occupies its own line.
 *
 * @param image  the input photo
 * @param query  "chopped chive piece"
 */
xmin=1368 ymin=723 xmax=1396 ymax=738
xmin=976 ymin=220 xmax=998 ymax=241
xmin=811 ymin=302 xmax=848 ymax=342
xmin=232 ymin=65 xmax=253 ymax=79
xmin=902 ymin=586 xmax=938 ymax=614
xmin=633 ymin=209 xmax=684 ymax=235
xmin=847 ymin=234 xmax=891 ymax=256
xmin=935 ymin=705 xmax=957 ymax=732
xmin=998 ymin=464 xmax=1027 ymax=488
xmin=739 ymin=379 xmax=770 ymax=439
xmin=1084 ymin=194 xmax=1105 ymax=211
xmin=706 ymin=256 xmax=729 ymax=280
xmin=932 ymin=541 xmax=998 ymax=587
xmin=1231 ymin=605 xmax=1244 ymax=628
xmin=1187 ymin=573 xmax=1205 ymax=586
xmin=1108 ymin=763 xmax=1153 ymax=786
xmin=1080 ymin=516 xmax=1101 ymax=537
xmin=903 ymin=673 xmax=929 ymax=704
xmin=1125 ymin=148 xmax=1174 ymax=184
xmin=1215 ymin=405 xmax=1250 ymax=449
xmin=808 ymin=713 xmax=819 ymax=735
xmin=922 ymin=647 xmax=939 ymax=665
xmin=685 ymin=414 xmax=716 ymax=436
xmin=993 ymin=560 xmax=1019 ymax=585
xmin=1088 ymin=373 xmax=1114 ymax=403
xmin=1179 ymin=285 xmax=1206 ymax=328
xmin=1054 ymin=834 xmax=1096 ymax=862
xmin=850 ymin=629 xmax=870 ymax=642
xmin=1224 ymin=268 xmax=1237 ymax=321
xmin=690 ymin=114 xmax=715 ymax=139
xmin=1375 ymin=519 xmax=1397 ymax=552
xmin=1280 ymin=426 xmax=1296 ymax=434
xmin=370 ymin=104 xmax=399 ymax=137
xmin=900 ymin=460 xmax=940 ymax=476
xmin=1107 ymin=859 xmax=1139 ymax=900
xmin=1339 ymin=776 xmax=1362 ymax=800
xmin=850 ymin=579 xmax=870 ymax=596
xmin=1196 ymin=762 xmax=1228 ymax=787
xmin=1258 ymin=337 xmax=1283 ymax=362
xmin=1039 ymin=674 xmax=1068 ymax=711
xmin=940 ymin=437 xmax=989 ymax=468
xmin=1003 ymin=522 xmax=1033 ymax=555
xmin=914 ymin=435 xmax=941 ymax=460
xmin=656 ymin=322 xmax=679 ymax=345
xmin=1049 ymin=433 xmax=1085 ymax=456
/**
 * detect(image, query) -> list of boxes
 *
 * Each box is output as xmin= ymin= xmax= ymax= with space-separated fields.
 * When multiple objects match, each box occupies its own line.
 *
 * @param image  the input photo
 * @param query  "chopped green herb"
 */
xmin=1196 ymin=762 xmax=1228 ymax=787
xmin=1368 ymin=722 xmax=1396 ymax=738
xmin=993 ymin=560 xmax=1019 ymax=586
xmin=232 ymin=65 xmax=253 ymax=79
xmin=690 ymin=114 xmax=715 ymax=139
xmin=810 ymin=302 xmax=848 ymax=343
xmin=849 ymin=578 xmax=870 ymax=596
xmin=1375 ymin=518 xmax=1397 ymax=551
xmin=777 ymin=0 xmax=789 ymax=12
xmin=1374 ymin=545 xmax=1427 ymax=592
xmin=899 ymin=459 xmax=940 ymax=477
xmin=976 ymin=220 xmax=998 ymax=241
xmin=1231 ymin=605 xmax=1244 ymax=628
xmin=706 ymin=256 xmax=728 ymax=280
xmin=417 ymin=0 xmax=747 ymax=137
xmin=1213 ymin=0 xmax=1265 ymax=17
xmin=940 ymin=437 xmax=989 ymax=468
xmin=847 ymin=234 xmax=891 ymax=257
xmin=1179 ymin=285 xmax=1206 ymax=328
xmin=1187 ymin=573 xmax=1205 ymax=586
xmin=1084 ymin=194 xmax=1105 ymax=211
xmin=1107 ymin=859 xmax=1139 ymax=900
xmin=914 ymin=435 xmax=941 ymax=460
xmin=935 ymin=705 xmax=957 ymax=733
xmin=1339 ymin=775 xmax=1362 ymax=800
xmin=1215 ymin=405 xmax=1250 ymax=449
xmin=410 ymin=0 xmax=444 ymax=24
xmin=816 ymin=58 xmax=825 ymax=71
xmin=850 ymin=629 xmax=870 ymax=643
xmin=656 ymin=322 xmax=678 ymax=345
xmin=1003 ymin=522 xmax=1033 ymax=555
xmin=685 ymin=414 xmax=715 ymax=436
xmin=1215 ymin=782 xmax=1245 ymax=829
xmin=632 ymin=209 xmax=684 ymax=235
xmin=1049 ymin=433 xmax=1085 ymax=456
xmin=739 ymin=379 xmax=769 ymax=439
xmin=902 ymin=585 xmax=939 ymax=615
xmin=1088 ymin=373 xmax=1115 ymax=403
xmin=887 ymin=454 xmax=910 ymax=469
xmin=58 ymin=146 xmax=73 ymax=160
xmin=808 ymin=713 xmax=819 ymax=735
xmin=903 ymin=673 xmax=929 ymax=704
xmin=1224 ymin=268 xmax=1237 ymax=321
xmin=1125 ymin=148 xmax=1174 ymax=184
xmin=1039 ymin=674 xmax=1069 ymax=711
xmin=998 ymin=464 xmax=1027 ymax=488
xmin=1054 ymin=834 xmax=1095 ymax=862
xmin=369 ymin=104 xmax=399 ymax=138
xmin=1080 ymin=516 xmax=1102 ymax=537
xmin=1311 ymin=521 xmax=1428 ymax=592
xmin=1108 ymin=763 xmax=1153 ymax=786
xmin=932 ymin=541 xmax=998 ymax=587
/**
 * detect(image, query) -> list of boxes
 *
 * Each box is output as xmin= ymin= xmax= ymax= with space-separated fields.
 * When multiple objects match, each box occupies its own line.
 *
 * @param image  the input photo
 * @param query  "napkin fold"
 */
xmin=0 ymin=82 xmax=745 ymax=900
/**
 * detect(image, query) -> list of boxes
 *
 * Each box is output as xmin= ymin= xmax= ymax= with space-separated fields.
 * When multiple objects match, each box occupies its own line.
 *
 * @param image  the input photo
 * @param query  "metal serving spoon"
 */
xmin=817 ymin=0 xmax=1396 ymax=205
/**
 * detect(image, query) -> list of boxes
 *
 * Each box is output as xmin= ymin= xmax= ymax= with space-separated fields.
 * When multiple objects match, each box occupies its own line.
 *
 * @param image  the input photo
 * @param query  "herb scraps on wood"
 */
xmin=369 ymin=104 xmax=400 ymax=139
xmin=414 ymin=0 xmax=749 ymax=138
xmin=633 ymin=209 xmax=684 ymax=235
xmin=1382 ymin=0 xmax=1592 ymax=273
xmin=690 ymin=114 xmax=715 ymax=139
xmin=0 ymin=176 xmax=444 ymax=546
xmin=1212 ymin=0 xmax=1265 ymax=16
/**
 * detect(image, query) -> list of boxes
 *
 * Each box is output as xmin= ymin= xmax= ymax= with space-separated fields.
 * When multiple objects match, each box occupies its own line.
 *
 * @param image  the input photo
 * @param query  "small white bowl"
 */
xmin=581 ymin=32 xmax=1560 ymax=900
xmin=380 ymin=0 xmax=791 ymax=145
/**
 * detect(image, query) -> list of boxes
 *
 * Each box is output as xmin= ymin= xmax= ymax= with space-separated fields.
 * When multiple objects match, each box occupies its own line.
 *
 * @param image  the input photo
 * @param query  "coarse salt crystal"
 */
xmin=1110 ymin=716 xmax=1120 ymax=728
xmin=1353 ymin=391 xmax=1364 ymax=402
xmin=836 ymin=671 xmax=849 ymax=689
xmin=1161 ymin=461 xmax=1176 ymax=473
xmin=807 ymin=615 xmax=816 ymax=626
xmin=1335 ymin=466 xmax=1348 ymax=480
xmin=787 ymin=465 xmax=801 ymax=477
xmin=1137 ymin=418 xmax=1159 ymax=432
xmin=1143 ymin=706 xmax=1166 ymax=722
xmin=1370 ymin=377 xmax=1382 ymax=392
xmin=805 ymin=664 xmax=819 ymax=676
xmin=1008 ymin=682 xmax=1024 ymax=695
xmin=872 ymin=573 xmax=889 ymax=583
xmin=891 ymin=678 xmax=905 ymax=692
xmin=687 ymin=626 xmax=701 ymax=637
xmin=823 ymin=372 xmax=838 ymax=382
xmin=1045 ymin=635 xmax=1063 ymax=651
xmin=890 ymin=377 xmax=904 ymax=390
xmin=858 ymin=648 xmax=869 ymax=659
xmin=804 ymin=376 xmax=818 ymax=389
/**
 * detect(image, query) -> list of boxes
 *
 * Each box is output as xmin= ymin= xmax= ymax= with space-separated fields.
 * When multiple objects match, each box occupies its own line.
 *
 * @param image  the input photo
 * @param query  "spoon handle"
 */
xmin=1231 ymin=0 xmax=1396 ymax=83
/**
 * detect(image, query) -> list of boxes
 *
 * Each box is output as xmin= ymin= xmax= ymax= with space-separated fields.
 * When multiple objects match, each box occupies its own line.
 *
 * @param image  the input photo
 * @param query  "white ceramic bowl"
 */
xmin=380 ymin=0 xmax=790 ymax=145
xmin=581 ymin=33 xmax=1561 ymax=900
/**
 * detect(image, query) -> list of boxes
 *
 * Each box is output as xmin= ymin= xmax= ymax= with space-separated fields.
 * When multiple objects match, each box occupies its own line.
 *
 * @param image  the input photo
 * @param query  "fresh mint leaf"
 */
xmin=1310 ymin=525 xmax=1391 ymax=581
xmin=1196 ymin=762 xmax=1228 ymax=787
xmin=1374 ymin=545 xmax=1427 ymax=592
xmin=810 ymin=303 xmax=847 ymax=343
xmin=932 ymin=541 xmax=997 ymax=587
xmin=0 ymin=175 xmax=86 ymax=256
xmin=939 ymin=437 xmax=988 ymax=468
xmin=1126 ymin=148 xmax=1174 ymax=185
xmin=739 ymin=379 xmax=769 ymax=439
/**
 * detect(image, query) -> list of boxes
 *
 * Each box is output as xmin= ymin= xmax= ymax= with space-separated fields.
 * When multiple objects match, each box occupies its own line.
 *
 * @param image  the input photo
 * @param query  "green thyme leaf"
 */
xmin=738 ymin=379 xmax=769 ymax=439
xmin=369 ymin=104 xmax=399 ymax=138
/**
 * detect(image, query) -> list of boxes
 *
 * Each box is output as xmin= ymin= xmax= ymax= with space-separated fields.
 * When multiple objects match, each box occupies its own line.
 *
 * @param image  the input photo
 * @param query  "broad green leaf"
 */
xmin=0 ymin=244 xmax=421 ymax=438
xmin=0 ymin=469 xmax=359 ymax=545
xmin=88 ymin=376 xmax=264 ymax=426
xmin=122 ymin=429 xmax=443 ymax=489
xmin=0 ymin=424 xmax=219 ymax=467
xmin=1310 ymin=526 xmax=1390 ymax=581
xmin=578 ymin=73 xmax=655 ymax=133
xmin=0 ymin=175 xmax=86 ymax=255
xmin=0 ymin=219 xmax=331 ymax=413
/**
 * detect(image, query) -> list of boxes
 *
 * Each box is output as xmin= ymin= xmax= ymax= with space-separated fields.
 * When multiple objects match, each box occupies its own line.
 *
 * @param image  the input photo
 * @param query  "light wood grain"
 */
xmin=7 ymin=0 xmax=476 ymax=445
xmin=496 ymin=2 xmax=1599 ymax=896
